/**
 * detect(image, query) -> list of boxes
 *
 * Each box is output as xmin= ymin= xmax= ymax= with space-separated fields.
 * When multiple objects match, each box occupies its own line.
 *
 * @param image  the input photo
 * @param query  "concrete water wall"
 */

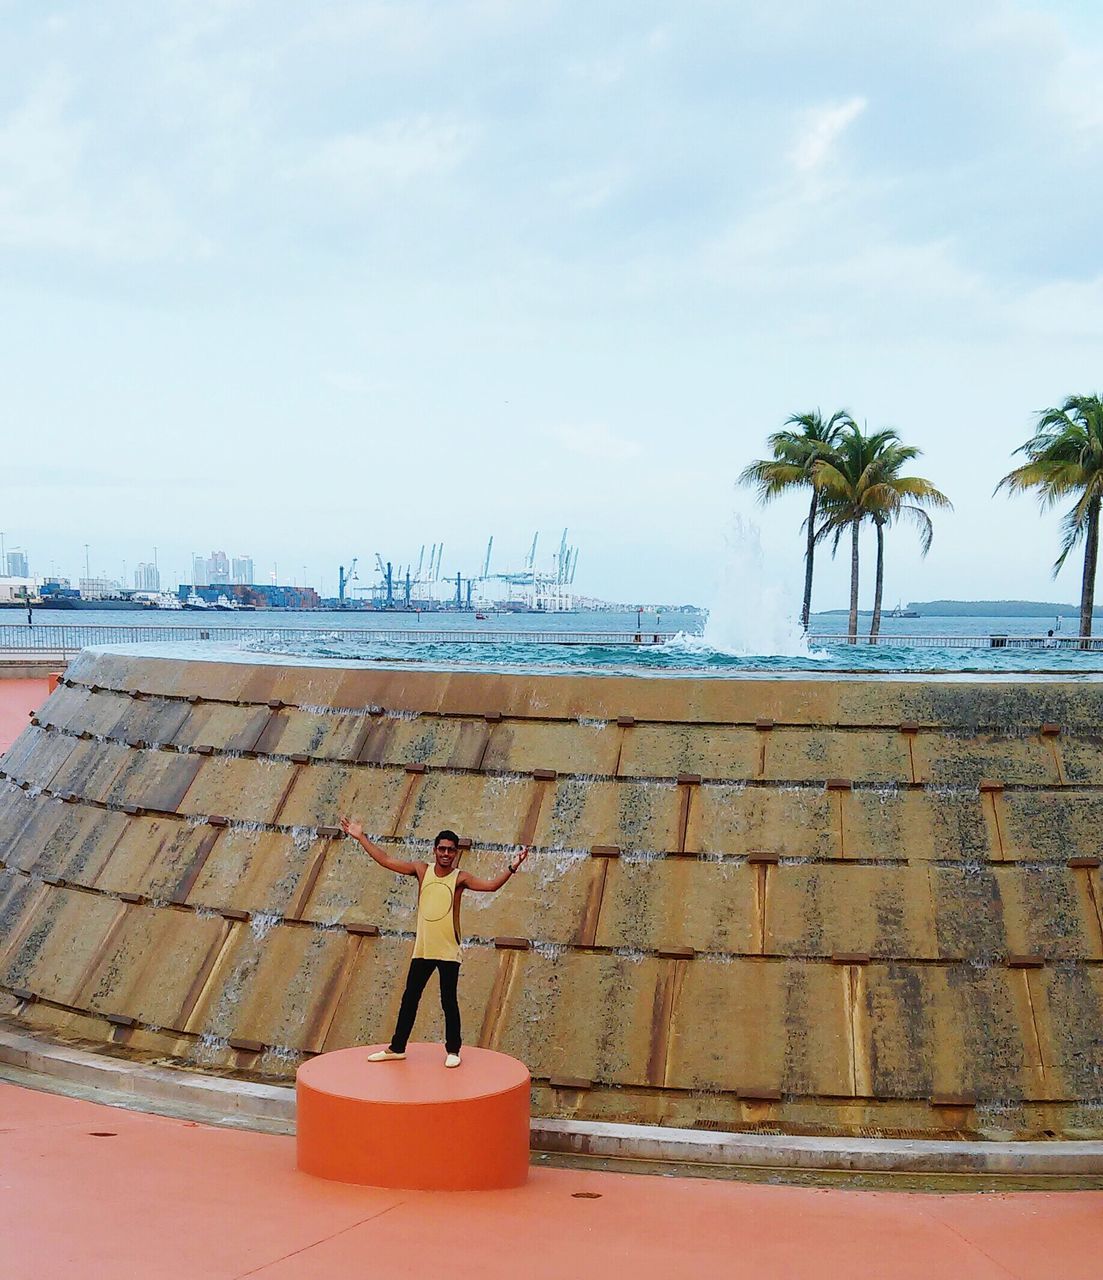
xmin=1 ymin=650 xmax=1103 ymax=1141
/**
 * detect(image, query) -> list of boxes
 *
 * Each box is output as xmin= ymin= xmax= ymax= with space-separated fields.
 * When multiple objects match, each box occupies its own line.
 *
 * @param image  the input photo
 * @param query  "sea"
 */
xmin=2 ymin=608 xmax=1101 ymax=676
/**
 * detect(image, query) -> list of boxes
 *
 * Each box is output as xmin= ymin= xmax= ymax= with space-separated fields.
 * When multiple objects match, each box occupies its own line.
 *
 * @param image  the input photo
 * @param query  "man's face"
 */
xmin=434 ymin=838 xmax=459 ymax=871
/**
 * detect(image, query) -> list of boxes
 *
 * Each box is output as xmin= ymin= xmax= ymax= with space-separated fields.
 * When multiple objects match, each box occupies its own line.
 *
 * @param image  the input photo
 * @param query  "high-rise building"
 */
xmin=192 ymin=555 xmax=209 ymax=587
xmin=231 ymin=555 xmax=254 ymax=584
xmin=206 ymin=551 xmax=230 ymax=584
xmin=134 ymin=562 xmax=160 ymax=591
xmin=6 ymin=549 xmax=28 ymax=577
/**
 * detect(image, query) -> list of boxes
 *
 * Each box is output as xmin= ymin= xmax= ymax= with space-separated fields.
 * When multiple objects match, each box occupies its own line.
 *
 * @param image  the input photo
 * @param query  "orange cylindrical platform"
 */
xmin=296 ymin=1044 xmax=531 ymax=1191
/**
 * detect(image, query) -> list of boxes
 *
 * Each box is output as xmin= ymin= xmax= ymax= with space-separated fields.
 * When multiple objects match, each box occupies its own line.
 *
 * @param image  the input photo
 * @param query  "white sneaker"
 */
xmin=444 ymin=1052 xmax=461 ymax=1068
xmin=367 ymin=1049 xmax=405 ymax=1062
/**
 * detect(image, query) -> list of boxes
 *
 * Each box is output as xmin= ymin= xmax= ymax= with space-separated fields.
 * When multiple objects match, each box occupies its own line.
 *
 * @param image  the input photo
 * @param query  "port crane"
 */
xmin=374 ymin=553 xmax=395 ymax=608
xmin=337 ymin=559 xmax=358 ymax=608
xmin=365 ymin=528 xmax=580 ymax=611
xmin=556 ymin=529 xmax=569 ymax=583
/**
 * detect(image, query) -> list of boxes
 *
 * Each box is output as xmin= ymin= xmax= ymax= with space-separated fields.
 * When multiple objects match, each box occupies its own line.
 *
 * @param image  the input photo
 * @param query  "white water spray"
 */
xmin=673 ymin=516 xmax=815 ymax=658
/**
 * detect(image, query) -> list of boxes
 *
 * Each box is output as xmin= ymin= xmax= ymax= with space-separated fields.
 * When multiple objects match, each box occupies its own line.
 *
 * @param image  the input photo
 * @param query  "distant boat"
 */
xmin=38 ymin=596 xmax=140 ymax=610
xmin=184 ymin=592 xmax=211 ymax=610
xmin=475 ymin=611 xmax=488 ymax=620
xmin=889 ymin=603 xmax=919 ymax=618
xmin=150 ymin=593 xmax=184 ymax=611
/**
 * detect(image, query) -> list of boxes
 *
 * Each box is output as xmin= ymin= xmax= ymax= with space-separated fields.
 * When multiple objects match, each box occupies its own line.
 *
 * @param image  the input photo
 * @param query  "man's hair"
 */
xmin=434 ymin=829 xmax=460 ymax=849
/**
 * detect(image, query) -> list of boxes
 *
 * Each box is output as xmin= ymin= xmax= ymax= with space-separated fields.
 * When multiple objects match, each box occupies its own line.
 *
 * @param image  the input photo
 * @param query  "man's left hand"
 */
xmin=509 ymin=847 xmax=529 ymax=873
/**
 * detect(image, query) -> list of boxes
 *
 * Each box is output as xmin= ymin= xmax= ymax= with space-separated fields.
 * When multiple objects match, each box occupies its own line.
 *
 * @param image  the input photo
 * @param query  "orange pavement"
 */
xmin=0 ymin=677 xmax=51 ymax=753
xmin=2 ymin=1083 xmax=1102 ymax=1280
xmin=297 ymin=1045 xmax=530 ymax=1189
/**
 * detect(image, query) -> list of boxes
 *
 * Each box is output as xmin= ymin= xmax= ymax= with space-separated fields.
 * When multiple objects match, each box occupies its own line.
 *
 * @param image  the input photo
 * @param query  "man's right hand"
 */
xmin=340 ymin=817 xmax=364 ymax=840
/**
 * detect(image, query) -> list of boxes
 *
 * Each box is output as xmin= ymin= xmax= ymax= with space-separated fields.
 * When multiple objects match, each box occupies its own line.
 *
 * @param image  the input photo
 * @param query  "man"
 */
xmin=339 ymin=819 xmax=528 ymax=1067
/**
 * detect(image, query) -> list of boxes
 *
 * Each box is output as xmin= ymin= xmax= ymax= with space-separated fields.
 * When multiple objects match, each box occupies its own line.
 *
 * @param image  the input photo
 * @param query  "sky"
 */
xmin=2 ymin=1 xmax=1102 ymax=609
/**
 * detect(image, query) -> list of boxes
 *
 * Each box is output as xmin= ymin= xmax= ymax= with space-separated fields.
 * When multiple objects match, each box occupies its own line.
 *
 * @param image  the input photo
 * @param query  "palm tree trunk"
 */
xmin=1080 ymin=495 xmax=1100 ymax=643
xmin=848 ymin=520 xmax=860 ymax=644
xmin=869 ymin=520 xmax=885 ymax=643
xmin=801 ymin=491 xmax=817 ymax=630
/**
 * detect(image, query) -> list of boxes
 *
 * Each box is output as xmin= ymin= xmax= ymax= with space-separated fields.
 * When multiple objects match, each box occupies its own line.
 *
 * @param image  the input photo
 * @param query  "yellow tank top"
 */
xmin=412 ymin=867 xmax=461 ymax=963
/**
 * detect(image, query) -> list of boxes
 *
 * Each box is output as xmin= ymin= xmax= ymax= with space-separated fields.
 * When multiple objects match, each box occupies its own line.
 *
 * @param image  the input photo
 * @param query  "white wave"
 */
xmin=665 ymin=515 xmax=827 ymax=659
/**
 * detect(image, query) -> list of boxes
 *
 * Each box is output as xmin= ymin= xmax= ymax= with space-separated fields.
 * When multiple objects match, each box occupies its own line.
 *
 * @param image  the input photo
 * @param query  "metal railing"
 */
xmin=0 ymin=623 xmax=1100 ymax=657
xmin=806 ymin=633 xmax=1103 ymax=650
xmin=0 ymin=624 xmax=680 ymax=656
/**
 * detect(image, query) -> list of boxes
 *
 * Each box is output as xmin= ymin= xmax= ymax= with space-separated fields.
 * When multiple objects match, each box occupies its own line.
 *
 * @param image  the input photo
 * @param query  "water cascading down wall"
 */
xmin=2 ymin=648 xmax=1103 ymax=1142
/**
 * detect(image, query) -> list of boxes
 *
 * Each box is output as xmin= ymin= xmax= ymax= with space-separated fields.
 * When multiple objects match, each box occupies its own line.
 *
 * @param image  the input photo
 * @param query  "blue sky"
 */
xmin=2 ymin=2 xmax=1102 ymax=608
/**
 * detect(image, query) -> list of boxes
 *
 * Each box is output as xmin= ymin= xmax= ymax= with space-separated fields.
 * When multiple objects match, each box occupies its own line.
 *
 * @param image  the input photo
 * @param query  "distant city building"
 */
xmin=192 ymin=555 xmax=208 ymax=587
xmin=134 ymin=562 xmax=160 ymax=591
xmin=206 ymin=550 xmax=230 ymax=584
xmin=79 ymin=577 xmax=123 ymax=600
xmin=6 ymin=550 xmax=28 ymax=577
xmin=231 ymin=555 xmax=254 ymax=583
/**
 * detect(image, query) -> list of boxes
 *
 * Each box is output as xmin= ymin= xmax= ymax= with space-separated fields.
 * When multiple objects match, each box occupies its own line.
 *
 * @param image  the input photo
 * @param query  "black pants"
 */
xmin=389 ymin=958 xmax=461 ymax=1055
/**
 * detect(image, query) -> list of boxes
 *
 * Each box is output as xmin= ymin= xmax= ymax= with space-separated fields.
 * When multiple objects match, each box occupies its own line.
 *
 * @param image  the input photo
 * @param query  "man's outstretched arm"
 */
xmin=459 ymin=847 xmax=529 ymax=893
xmin=340 ymin=817 xmax=420 ymax=875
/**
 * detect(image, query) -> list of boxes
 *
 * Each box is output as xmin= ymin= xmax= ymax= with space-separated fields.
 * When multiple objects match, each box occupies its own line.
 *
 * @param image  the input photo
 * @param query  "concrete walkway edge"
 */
xmin=3 ymin=1025 xmax=1103 ymax=1178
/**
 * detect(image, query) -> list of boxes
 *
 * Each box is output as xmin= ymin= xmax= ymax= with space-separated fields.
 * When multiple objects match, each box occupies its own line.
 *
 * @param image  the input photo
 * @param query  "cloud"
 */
xmin=1008 ymin=273 xmax=1103 ymax=341
xmin=566 ymin=54 xmax=625 ymax=88
xmin=321 ymin=370 xmax=373 ymax=395
xmin=5 ymin=2 xmax=1103 ymax=604
xmin=957 ymin=8 xmax=1103 ymax=149
xmin=647 ymin=25 xmax=671 ymax=53
xmin=549 ymin=168 xmax=624 ymax=211
xmin=1048 ymin=46 xmax=1103 ymax=144
xmin=551 ymin=424 xmax=642 ymax=462
xmin=287 ymin=115 xmax=473 ymax=196
xmin=790 ymin=96 xmax=867 ymax=173
xmin=0 ymin=71 xmax=199 ymax=261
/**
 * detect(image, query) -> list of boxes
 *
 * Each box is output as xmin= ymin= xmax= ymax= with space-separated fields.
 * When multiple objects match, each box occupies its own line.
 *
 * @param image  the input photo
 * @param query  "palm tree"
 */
xmin=996 ymin=395 xmax=1103 ymax=641
xmin=813 ymin=423 xmax=951 ymax=643
xmin=739 ymin=410 xmax=852 ymax=628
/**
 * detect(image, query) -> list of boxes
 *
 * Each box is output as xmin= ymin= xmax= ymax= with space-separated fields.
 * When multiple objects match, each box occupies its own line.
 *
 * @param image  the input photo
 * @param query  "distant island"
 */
xmin=818 ymin=600 xmax=1100 ymax=618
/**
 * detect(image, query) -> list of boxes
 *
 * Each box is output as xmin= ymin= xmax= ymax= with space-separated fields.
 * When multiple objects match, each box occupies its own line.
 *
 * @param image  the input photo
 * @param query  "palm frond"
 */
xmin=810 ymin=459 xmax=852 ymax=497
xmin=1054 ymin=503 xmax=1089 ymax=574
xmin=737 ymin=459 xmax=807 ymax=503
xmin=897 ymin=504 xmax=936 ymax=556
xmin=996 ymin=461 xmax=1088 ymax=506
xmin=1002 ymin=396 xmax=1103 ymax=575
xmin=878 ymin=476 xmax=953 ymax=508
xmin=782 ymin=409 xmax=854 ymax=448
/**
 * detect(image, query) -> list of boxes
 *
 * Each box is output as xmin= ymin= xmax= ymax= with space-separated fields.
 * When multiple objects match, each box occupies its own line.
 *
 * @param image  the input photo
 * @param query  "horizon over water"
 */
xmin=4 ymin=509 xmax=1100 ymax=679
xmin=23 ymin=606 xmax=1099 ymax=676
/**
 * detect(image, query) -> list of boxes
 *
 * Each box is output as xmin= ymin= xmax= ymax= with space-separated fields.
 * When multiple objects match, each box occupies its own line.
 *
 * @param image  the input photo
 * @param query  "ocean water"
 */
xmin=229 ymin=636 xmax=1103 ymax=676
xmin=3 ymin=607 xmax=1101 ymax=675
